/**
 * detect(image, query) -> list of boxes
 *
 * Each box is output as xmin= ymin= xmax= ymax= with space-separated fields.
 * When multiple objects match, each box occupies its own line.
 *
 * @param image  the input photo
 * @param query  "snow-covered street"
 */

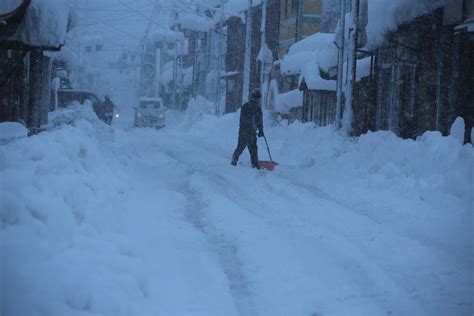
xmin=1 ymin=107 xmax=472 ymax=316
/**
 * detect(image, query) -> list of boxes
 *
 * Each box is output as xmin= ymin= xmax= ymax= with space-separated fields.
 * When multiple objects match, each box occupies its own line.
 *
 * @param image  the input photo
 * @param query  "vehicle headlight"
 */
xmin=115 ymin=113 xmax=120 ymax=118
xmin=137 ymin=112 xmax=142 ymax=118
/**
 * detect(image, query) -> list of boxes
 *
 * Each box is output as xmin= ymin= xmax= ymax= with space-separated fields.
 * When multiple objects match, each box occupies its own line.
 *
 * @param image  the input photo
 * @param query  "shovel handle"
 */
xmin=263 ymin=135 xmax=273 ymax=163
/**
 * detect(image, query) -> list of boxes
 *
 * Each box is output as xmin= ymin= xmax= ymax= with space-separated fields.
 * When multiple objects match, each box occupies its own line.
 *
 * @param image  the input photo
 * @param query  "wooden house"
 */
xmin=0 ymin=0 xmax=72 ymax=131
xmin=299 ymin=75 xmax=337 ymax=125
xmin=362 ymin=3 xmax=473 ymax=141
xmin=224 ymin=0 xmax=280 ymax=113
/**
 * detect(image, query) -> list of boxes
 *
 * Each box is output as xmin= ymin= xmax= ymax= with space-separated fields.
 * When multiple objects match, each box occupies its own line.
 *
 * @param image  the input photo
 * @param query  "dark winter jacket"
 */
xmin=239 ymin=99 xmax=263 ymax=134
xmin=102 ymin=100 xmax=114 ymax=114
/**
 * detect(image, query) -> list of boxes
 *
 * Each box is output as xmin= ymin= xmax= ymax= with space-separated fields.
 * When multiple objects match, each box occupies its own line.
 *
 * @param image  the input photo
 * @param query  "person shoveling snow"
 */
xmin=231 ymin=88 xmax=277 ymax=170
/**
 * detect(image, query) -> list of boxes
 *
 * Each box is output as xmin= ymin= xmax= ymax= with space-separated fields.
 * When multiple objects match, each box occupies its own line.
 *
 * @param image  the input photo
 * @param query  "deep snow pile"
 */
xmin=1 ymin=112 xmax=148 ymax=315
xmin=1 ymin=105 xmax=472 ymax=315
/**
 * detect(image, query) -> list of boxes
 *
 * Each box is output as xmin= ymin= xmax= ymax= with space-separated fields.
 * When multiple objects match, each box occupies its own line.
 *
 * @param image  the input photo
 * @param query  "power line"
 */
xmin=75 ymin=12 xmax=148 ymax=27
xmin=118 ymin=0 xmax=158 ymax=24
xmin=76 ymin=5 xmax=150 ymax=13
xmin=100 ymin=22 xmax=144 ymax=40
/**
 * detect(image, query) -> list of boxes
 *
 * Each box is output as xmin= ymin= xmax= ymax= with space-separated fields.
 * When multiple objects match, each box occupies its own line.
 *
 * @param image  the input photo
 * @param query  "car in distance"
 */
xmin=134 ymin=97 xmax=166 ymax=128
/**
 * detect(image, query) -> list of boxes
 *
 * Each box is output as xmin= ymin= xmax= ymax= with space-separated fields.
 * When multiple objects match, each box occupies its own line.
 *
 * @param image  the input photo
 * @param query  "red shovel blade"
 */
xmin=259 ymin=160 xmax=278 ymax=171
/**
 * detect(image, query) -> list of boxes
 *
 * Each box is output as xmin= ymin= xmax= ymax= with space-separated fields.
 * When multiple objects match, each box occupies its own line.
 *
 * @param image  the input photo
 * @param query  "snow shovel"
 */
xmin=259 ymin=135 xmax=278 ymax=171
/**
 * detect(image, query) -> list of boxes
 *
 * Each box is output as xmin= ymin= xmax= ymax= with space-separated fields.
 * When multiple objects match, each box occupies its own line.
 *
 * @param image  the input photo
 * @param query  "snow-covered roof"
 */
xmin=275 ymin=89 xmax=303 ymax=113
xmin=281 ymin=32 xmax=337 ymax=75
xmin=366 ymin=0 xmax=443 ymax=48
xmin=0 ymin=0 xmax=22 ymax=14
xmin=0 ymin=0 xmax=72 ymax=49
xmin=179 ymin=13 xmax=212 ymax=32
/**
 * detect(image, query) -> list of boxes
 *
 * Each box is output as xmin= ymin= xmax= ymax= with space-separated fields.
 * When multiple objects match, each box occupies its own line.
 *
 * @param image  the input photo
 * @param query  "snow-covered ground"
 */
xmin=1 ymin=103 xmax=473 ymax=316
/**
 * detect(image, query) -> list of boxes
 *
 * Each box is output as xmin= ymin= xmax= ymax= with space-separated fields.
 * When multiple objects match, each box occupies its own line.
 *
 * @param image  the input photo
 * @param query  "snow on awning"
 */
xmin=299 ymin=62 xmax=336 ymax=91
xmin=455 ymin=17 xmax=474 ymax=33
xmin=355 ymin=57 xmax=372 ymax=81
xmin=341 ymin=57 xmax=372 ymax=83
xmin=221 ymin=70 xmax=239 ymax=78
xmin=275 ymin=89 xmax=303 ymax=113
xmin=1 ymin=0 xmax=72 ymax=50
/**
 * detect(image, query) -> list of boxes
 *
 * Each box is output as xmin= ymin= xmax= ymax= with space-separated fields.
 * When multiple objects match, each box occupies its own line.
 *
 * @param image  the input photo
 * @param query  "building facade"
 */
xmin=278 ymin=0 xmax=323 ymax=58
xmin=0 ymin=0 xmax=72 ymax=131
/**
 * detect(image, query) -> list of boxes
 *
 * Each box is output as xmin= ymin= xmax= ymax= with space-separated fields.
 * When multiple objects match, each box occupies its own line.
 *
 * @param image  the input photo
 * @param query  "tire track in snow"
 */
xmin=165 ymin=152 xmax=258 ymax=316
xmin=160 ymin=148 xmax=394 ymax=314
xmin=178 ymin=157 xmax=430 ymax=314
xmin=150 ymin=133 xmax=429 ymax=314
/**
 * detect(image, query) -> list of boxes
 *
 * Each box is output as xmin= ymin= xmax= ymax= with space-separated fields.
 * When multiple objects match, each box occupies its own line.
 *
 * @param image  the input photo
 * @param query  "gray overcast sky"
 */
xmin=73 ymin=0 xmax=162 ymax=51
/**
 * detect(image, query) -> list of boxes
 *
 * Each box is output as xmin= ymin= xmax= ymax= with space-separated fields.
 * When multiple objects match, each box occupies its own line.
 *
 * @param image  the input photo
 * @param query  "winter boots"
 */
xmin=230 ymin=155 xmax=260 ymax=169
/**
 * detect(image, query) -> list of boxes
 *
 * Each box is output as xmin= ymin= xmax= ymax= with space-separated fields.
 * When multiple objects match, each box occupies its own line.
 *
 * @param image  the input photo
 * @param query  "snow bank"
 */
xmin=267 ymin=122 xmax=473 ymax=206
xmin=450 ymin=116 xmax=465 ymax=145
xmin=275 ymin=89 xmax=303 ymax=113
xmin=47 ymin=101 xmax=98 ymax=126
xmin=0 ymin=122 xmax=28 ymax=145
xmin=1 ymin=98 xmax=472 ymax=315
xmin=0 ymin=115 xmax=151 ymax=315
xmin=183 ymin=96 xmax=216 ymax=127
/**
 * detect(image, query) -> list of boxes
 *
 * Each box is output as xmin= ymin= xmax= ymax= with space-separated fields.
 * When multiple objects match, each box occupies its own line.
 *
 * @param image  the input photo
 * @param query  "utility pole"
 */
xmin=242 ymin=0 xmax=253 ymax=103
xmin=259 ymin=0 xmax=269 ymax=109
xmin=216 ymin=0 xmax=224 ymax=116
xmin=172 ymin=13 xmax=178 ymax=110
xmin=342 ymin=0 xmax=359 ymax=134
xmin=335 ymin=0 xmax=346 ymax=130
xmin=178 ymin=42 xmax=184 ymax=110
xmin=192 ymin=31 xmax=198 ymax=99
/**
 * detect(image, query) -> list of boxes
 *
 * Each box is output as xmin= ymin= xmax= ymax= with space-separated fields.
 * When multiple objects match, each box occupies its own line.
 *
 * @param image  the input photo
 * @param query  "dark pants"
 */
xmin=232 ymin=129 xmax=259 ymax=167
